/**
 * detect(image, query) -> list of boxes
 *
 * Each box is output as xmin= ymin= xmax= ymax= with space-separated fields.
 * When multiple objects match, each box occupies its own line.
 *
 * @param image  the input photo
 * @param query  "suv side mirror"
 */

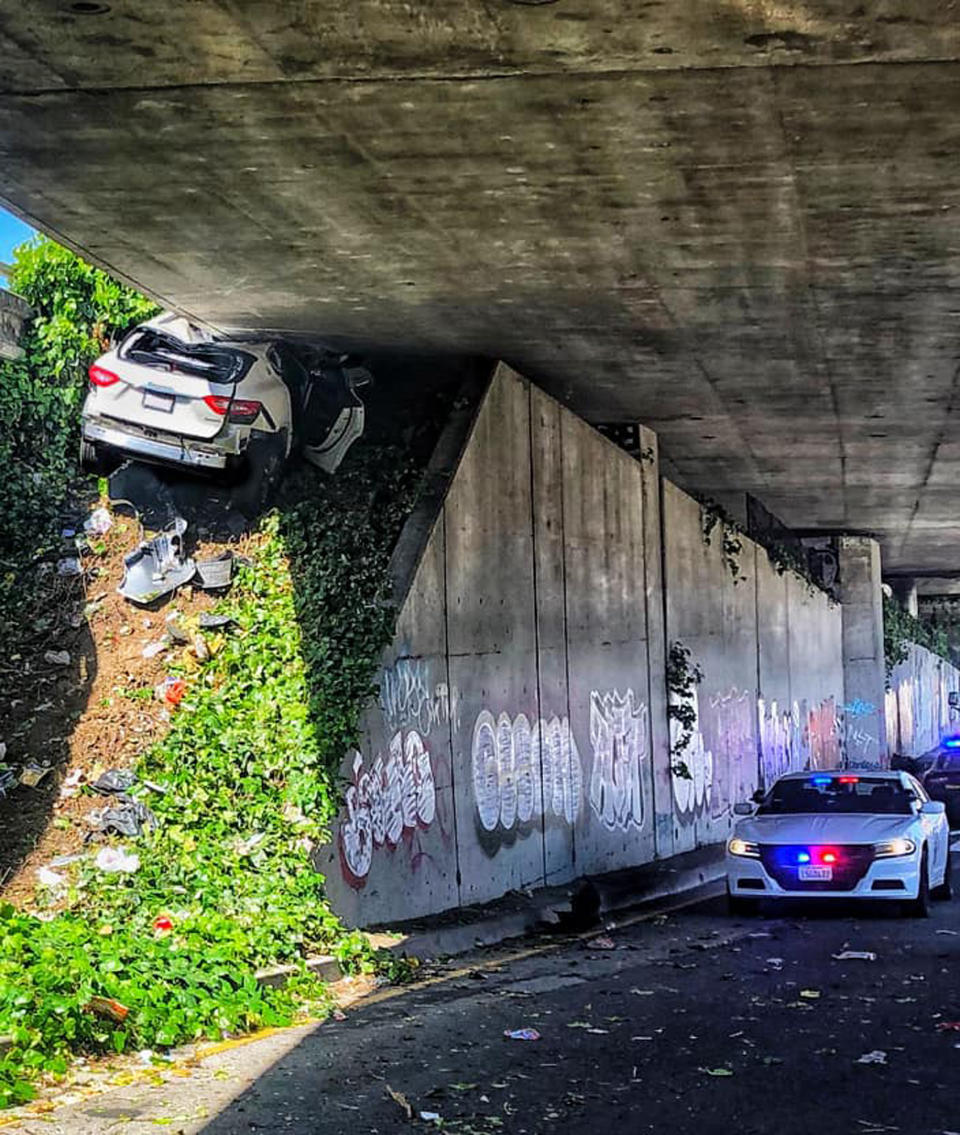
xmin=733 ymin=802 xmax=755 ymax=816
xmin=921 ymin=800 xmax=946 ymax=815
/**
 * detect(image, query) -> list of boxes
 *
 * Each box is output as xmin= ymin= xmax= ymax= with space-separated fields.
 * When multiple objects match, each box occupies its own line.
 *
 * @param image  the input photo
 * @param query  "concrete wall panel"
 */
xmin=562 ymin=413 xmax=656 ymax=877
xmin=321 ymin=517 xmax=459 ymax=925
xmin=445 ymin=367 xmax=545 ymax=904
xmin=887 ymin=644 xmax=960 ymax=758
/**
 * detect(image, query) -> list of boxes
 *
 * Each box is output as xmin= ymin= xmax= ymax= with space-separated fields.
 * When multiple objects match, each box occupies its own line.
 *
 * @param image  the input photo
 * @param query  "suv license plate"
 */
xmin=143 ymin=390 xmax=175 ymax=413
xmin=799 ymin=865 xmax=832 ymax=882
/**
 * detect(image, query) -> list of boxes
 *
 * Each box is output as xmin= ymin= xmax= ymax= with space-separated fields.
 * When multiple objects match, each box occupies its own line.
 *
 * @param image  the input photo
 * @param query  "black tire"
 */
xmin=232 ymin=433 xmax=285 ymax=517
xmin=931 ymin=849 xmax=953 ymax=902
xmin=79 ymin=437 xmax=107 ymax=475
xmin=727 ymin=890 xmax=759 ymax=917
xmin=905 ymin=850 xmax=930 ymax=917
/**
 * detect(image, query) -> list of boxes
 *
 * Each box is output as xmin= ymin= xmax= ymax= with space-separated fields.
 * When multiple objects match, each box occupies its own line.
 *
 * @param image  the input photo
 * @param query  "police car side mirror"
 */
xmin=733 ymin=802 xmax=755 ymax=816
xmin=921 ymin=800 xmax=946 ymax=815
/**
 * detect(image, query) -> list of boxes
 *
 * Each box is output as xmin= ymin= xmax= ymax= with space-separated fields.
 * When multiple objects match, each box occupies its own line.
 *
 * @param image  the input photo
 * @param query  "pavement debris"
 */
xmin=833 ymin=951 xmax=877 ymax=962
xmin=44 ymin=649 xmax=71 ymax=666
xmin=504 ymin=1028 xmax=541 ymax=1041
xmin=856 ymin=1050 xmax=888 ymax=1065
xmin=118 ymin=517 xmax=196 ymax=605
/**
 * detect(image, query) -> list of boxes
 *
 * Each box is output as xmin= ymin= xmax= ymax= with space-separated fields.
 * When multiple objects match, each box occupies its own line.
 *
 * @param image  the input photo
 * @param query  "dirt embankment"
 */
xmin=0 ymin=505 xmax=242 ymax=908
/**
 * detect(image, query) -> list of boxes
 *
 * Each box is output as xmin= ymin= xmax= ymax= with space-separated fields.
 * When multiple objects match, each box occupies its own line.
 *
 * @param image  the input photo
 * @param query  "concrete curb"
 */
xmin=257 ymin=846 xmax=727 ymax=986
xmin=383 ymin=844 xmax=727 ymax=962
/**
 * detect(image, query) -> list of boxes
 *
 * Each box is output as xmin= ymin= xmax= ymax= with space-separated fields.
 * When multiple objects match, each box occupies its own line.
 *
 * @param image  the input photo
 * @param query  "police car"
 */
xmin=726 ymin=769 xmax=951 ymax=916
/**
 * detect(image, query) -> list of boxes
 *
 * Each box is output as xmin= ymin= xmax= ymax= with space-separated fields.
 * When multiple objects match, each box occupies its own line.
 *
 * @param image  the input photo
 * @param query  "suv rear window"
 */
xmin=120 ymin=330 xmax=256 ymax=384
xmin=757 ymin=777 xmax=913 ymax=816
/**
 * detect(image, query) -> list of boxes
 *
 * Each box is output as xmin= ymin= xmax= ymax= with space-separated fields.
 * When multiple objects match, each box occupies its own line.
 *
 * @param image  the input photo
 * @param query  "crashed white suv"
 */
xmin=80 ymin=312 xmax=367 ymax=496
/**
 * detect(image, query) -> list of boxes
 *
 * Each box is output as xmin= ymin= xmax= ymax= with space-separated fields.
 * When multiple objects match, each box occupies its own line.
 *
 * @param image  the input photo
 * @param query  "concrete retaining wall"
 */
xmin=885 ymin=644 xmax=960 ymax=758
xmin=320 ymin=365 xmax=846 ymax=927
xmin=662 ymin=484 xmax=845 ymax=857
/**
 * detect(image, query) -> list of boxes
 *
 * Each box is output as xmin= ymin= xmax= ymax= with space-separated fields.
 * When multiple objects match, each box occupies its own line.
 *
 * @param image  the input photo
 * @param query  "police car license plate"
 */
xmin=799 ymin=866 xmax=832 ymax=881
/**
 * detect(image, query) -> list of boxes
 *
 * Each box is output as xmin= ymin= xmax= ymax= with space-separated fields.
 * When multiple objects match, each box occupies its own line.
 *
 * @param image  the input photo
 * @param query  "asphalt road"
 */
xmin=199 ymin=880 xmax=960 ymax=1135
xmin=22 ymin=866 xmax=960 ymax=1135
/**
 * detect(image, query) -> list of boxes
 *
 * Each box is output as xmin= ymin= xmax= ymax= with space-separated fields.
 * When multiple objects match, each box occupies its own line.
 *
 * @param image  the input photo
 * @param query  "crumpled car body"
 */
xmin=80 ymin=312 xmax=366 ymax=482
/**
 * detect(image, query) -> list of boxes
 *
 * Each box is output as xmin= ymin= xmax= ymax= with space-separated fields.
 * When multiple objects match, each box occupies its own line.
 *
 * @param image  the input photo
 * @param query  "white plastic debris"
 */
xmin=84 ymin=508 xmax=113 ymax=536
xmin=141 ymin=640 xmax=169 ymax=660
xmin=36 ymin=867 xmax=65 ymax=889
xmin=56 ymin=558 xmax=82 ymax=577
xmin=856 ymin=1050 xmax=887 ymax=1065
xmin=420 ymin=1113 xmax=441 ymax=1123
xmin=765 ymin=957 xmax=784 ymax=969
xmin=95 ymin=847 xmax=140 ymax=874
xmin=44 ymin=650 xmax=71 ymax=666
xmin=832 ymin=951 xmax=877 ymax=962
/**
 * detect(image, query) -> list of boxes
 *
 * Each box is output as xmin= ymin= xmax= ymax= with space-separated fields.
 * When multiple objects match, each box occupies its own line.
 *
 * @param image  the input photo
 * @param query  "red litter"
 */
xmin=153 ymin=915 xmax=174 ymax=933
xmin=587 ymin=936 xmax=616 ymax=950
xmin=85 ymin=996 xmax=130 ymax=1023
xmin=936 ymin=1021 xmax=960 ymax=1031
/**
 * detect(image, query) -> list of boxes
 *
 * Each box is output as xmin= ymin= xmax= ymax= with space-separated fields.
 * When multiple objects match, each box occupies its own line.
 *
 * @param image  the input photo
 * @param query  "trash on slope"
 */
xmin=118 ymin=517 xmax=196 ymax=605
xmin=85 ymin=996 xmax=130 ymax=1023
xmin=155 ymin=677 xmax=187 ymax=706
xmin=36 ymin=867 xmax=66 ymax=889
xmin=44 ymin=650 xmax=71 ymax=666
xmin=95 ymin=847 xmax=140 ymax=873
xmin=142 ymin=639 xmax=168 ymax=659
xmin=19 ymin=761 xmax=53 ymax=787
xmin=856 ymin=1050 xmax=887 ymax=1065
xmin=198 ymin=612 xmax=237 ymax=631
xmin=833 ymin=951 xmax=877 ymax=962
xmin=91 ymin=768 xmax=138 ymax=795
xmin=87 ymin=797 xmax=156 ymax=839
xmin=504 ymin=1028 xmax=541 ymax=1041
xmin=0 ymin=766 xmax=17 ymax=797
xmin=84 ymin=508 xmax=113 ymax=536
xmin=195 ymin=551 xmax=233 ymax=591
xmin=57 ymin=557 xmax=82 ymax=576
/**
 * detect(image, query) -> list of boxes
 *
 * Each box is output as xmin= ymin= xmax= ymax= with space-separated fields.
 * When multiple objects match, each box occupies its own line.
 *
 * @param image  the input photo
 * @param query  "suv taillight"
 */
xmin=203 ymin=395 xmax=262 ymax=424
xmin=89 ymin=364 xmax=120 ymax=387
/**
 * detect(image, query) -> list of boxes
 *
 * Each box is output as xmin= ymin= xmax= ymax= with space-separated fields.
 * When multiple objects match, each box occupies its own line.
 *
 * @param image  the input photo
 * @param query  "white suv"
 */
xmin=80 ymin=312 xmax=367 ymax=503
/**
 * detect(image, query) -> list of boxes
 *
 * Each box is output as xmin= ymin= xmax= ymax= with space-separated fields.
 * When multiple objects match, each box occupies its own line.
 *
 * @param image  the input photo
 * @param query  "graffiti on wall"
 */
xmin=588 ymin=689 xmax=648 ymax=832
xmin=472 ymin=710 xmax=583 ymax=842
xmin=758 ymin=696 xmax=841 ymax=782
xmin=841 ymin=699 xmax=878 ymax=767
xmin=380 ymin=657 xmax=461 ymax=738
xmin=339 ymin=729 xmax=437 ymax=888
xmin=670 ymin=688 xmax=713 ymax=820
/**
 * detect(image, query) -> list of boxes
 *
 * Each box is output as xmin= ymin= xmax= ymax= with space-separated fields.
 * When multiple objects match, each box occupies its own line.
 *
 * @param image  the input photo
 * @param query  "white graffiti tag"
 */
xmin=339 ymin=730 xmax=436 ymax=885
xmin=670 ymin=688 xmax=714 ymax=817
xmin=379 ymin=658 xmax=461 ymax=737
xmin=588 ymin=690 xmax=649 ymax=831
xmin=472 ymin=711 xmax=582 ymax=833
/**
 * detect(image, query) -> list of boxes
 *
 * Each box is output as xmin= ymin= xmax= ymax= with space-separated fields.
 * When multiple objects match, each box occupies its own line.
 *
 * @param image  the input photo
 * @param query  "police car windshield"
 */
xmin=757 ymin=777 xmax=913 ymax=816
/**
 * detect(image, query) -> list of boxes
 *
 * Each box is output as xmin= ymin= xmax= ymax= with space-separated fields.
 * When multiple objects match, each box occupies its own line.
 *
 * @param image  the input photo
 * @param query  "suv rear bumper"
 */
xmin=83 ymin=417 xmax=231 ymax=470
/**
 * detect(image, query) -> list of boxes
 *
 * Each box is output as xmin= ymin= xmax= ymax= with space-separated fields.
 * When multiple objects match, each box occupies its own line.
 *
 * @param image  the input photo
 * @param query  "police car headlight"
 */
xmin=728 ymin=837 xmax=760 ymax=858
xmin=873 ymin=837 xmax=916 ymax=858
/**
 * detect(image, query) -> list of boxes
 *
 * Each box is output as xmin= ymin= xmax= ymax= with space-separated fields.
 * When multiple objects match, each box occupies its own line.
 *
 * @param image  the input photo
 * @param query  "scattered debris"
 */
xmin=766 ymin=957 xmax=784 ymax=969
xmin=386 ymin=1085 xmax=413 ymax=1120
xmin=60 ymin=768 xmax=84 ymax=798
xmin=936 ymin=1021 xmax=960 ymax=1032
xmin=935 ymin=929 xmax=959 ymax=936
xmin=85 ymin=996 xmax=130 ymax=1023
xmin=420 ymin=1113 xmax=441 ymax=1124
xmin=153 ymin=914 xmax=174 ymax=933
xmin=195 ymin=551 xmax=234 ymax=591
xmin=94 ymin=847 xmax=140 ymax=874
xmin=142 ymin=639 xmax=168 ymax=659
xmin=91 ymin=768 xmax=138 ymax=795
xmin=504 ymin=1028 xmax=541 ymax=1041
xmin=44 ymin=650 xmax=71 ymax=667
xmin=856 ymin=1050 xmax=887 ymax=1065
xmin=35 ymin=866 xmax=65 ymax=889
xmin=19 ymin=761 xmax=54 ymax=788
xmin=799 ymin=990 xmax=821 ymax=1000
xmin=56 ymin=557 xmax=82 ymax=577
xmin=587 ymin=936 xmax=616 ymax=950
xmin=0 ymin=765 xmax=17 ymax=798
xmin=833 ymin=951 xmax=877 ymax=962
xmin=197 ymin=612 xmax=237 ymax=631
xmin=331 ymin=1009 xmax=347 ymax=1022
xmin=84 ymin=507 xmax=113 ymax=536
xmin=747 ymin=931 xmax=772 ymax=939
xmin=87 ymin=798 xmax=156 ymax=839
xmin=700 ymin=1068 xmax=734 ymax=1077
xmin=118 ymin=517 xmax=196 ymax=605
xmin=155 ymin=677 xmax=187 ymax=707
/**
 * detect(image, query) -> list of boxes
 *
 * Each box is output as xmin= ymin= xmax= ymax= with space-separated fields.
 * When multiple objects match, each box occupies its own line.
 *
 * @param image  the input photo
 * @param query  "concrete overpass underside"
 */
xmin=2 ymin=1 xmax=960 ymax=573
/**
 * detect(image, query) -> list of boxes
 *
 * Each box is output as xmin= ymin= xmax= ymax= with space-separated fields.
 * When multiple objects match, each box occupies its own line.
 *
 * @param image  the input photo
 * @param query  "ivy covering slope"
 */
xmin=0 ymin=237 xmax=157 ymax=635
xmin=0 ymin=237 xmax=425 ymax=1106
xmin=883 ymin=592 xmax=951 ymax=674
